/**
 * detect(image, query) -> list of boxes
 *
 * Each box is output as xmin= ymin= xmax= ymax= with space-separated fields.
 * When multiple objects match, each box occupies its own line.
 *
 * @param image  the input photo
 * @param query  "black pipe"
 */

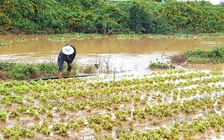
xmin=26 ymin=74 xmax=97 ymax=82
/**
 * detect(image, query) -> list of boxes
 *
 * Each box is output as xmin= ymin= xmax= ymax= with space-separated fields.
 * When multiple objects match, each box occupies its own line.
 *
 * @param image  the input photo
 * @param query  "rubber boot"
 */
xmin=66 ymin=71 xmax=71 ymax=78
xmin=58 ymin=71 xmax=62 ymax=79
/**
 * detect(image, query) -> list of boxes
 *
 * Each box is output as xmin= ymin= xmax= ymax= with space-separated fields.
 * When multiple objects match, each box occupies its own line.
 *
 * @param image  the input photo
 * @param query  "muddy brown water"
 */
xmin=0 ymin=35 xmax=224 ymax=72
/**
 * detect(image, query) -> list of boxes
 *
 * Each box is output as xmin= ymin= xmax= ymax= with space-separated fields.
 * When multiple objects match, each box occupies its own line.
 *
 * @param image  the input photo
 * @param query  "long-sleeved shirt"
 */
xmin=58 ymin=45 xmax=76 ymax=64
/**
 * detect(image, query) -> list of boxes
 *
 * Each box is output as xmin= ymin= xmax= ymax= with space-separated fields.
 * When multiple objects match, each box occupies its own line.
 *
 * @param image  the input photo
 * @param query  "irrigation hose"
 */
xmin=26 ymin=74 xmax=97 ymax=82
xmin=161 ymin=42 xmax=183 ymax=59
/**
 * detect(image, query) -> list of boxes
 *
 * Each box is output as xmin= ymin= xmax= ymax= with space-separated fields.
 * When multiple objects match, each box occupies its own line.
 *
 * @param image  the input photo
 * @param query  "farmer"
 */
xmin=57 ymin=44 xmax=76 ymax=79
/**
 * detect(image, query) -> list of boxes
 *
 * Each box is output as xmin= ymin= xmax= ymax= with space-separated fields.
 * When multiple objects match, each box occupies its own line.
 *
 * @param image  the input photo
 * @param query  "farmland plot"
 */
xmin=0 ymin=69 xmax=224 ymax=140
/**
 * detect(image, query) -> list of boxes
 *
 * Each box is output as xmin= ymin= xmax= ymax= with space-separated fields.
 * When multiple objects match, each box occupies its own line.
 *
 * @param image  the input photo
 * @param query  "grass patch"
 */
xmin=0 ymin=62 xmax=59 ymax=80
xmin=186 ymin=57 xmax=211 ymax=64
xmin=171 ymin=46 xmax=224 ymax=64
xmin=0 ymin=61 xmax=96 ymax=80
xmin=184 ymin=47 xmax=224 ymax=63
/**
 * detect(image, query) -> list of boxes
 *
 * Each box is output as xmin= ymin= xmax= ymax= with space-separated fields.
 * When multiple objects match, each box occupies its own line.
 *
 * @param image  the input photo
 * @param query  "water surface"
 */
xmin=0 ymin=35 xmax=224 ymax=72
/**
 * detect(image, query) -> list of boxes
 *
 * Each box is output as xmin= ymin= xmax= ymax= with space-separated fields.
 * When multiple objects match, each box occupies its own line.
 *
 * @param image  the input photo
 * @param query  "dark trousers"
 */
xmin=58 ymin=60 xmax=72 ymax=72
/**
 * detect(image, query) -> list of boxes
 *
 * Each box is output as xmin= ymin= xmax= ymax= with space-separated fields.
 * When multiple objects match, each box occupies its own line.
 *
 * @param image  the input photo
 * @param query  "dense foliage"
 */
xmin=0 ymin=0 xmax=224 ymax=34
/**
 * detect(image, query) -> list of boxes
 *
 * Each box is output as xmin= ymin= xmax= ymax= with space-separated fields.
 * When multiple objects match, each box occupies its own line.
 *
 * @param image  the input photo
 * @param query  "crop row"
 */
xmin=0 ymin=74 xmax=223 ymax=110
xmin=0 ymin=69 xmax=223 ymax=139
xmin=115 ymin=112 xmax=224 ymax=140
xmin=2 ymin=82 xmax=223 ymax=112
xmin=1 ymin=72 xmax=223 ymax=97
xmin=0 ymin=94 xmax=223 ymax=138
xmin=1 ymin=103 xmax=223 ymax=140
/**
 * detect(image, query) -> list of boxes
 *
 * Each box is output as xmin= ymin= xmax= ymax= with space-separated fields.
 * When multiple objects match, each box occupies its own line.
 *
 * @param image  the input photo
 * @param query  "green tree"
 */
xmin=128 ymin=1 xmax=172 ymax=34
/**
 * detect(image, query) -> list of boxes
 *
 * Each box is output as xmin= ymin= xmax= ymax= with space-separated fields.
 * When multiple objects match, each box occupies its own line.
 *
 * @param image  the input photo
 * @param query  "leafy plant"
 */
xmin=2 ymin=123 xmax=35 ymax=138
xmin=0 ymin=111 xmax=7 ymax=122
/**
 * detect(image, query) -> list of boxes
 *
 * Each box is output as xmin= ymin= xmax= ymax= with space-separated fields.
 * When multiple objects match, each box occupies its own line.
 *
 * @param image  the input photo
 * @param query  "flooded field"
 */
xmin=0 ymin=69 xmax=224 ymax=139
xmin=0 ymin=35 xmax=224 ymax=140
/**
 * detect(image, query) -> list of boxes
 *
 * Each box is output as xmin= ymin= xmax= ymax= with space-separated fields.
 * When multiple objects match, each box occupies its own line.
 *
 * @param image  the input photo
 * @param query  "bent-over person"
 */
xmin=57 ymin=44 xmax=76 ymax=79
